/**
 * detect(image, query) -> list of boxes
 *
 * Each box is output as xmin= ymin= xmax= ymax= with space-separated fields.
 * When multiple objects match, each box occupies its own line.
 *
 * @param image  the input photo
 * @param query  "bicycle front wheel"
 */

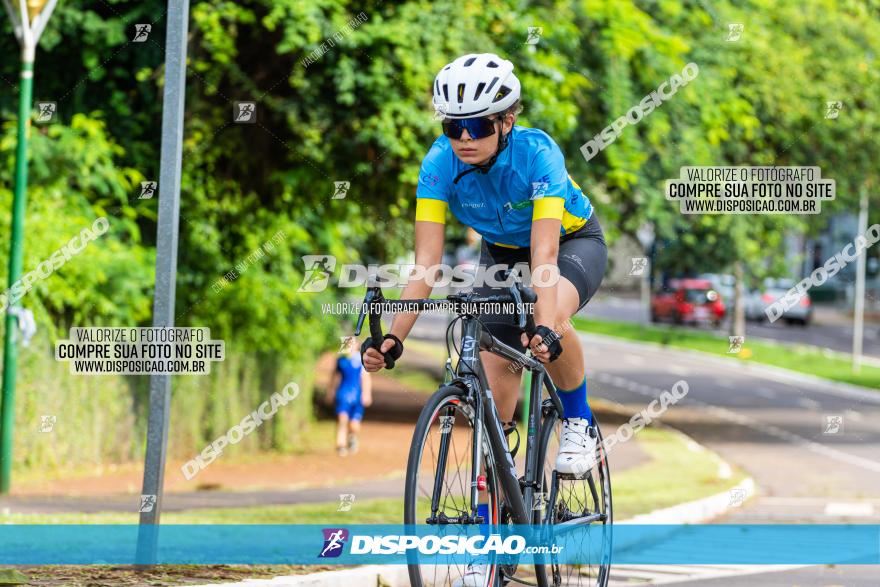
xmin=404 ymin=384 xmax=502 ymax=587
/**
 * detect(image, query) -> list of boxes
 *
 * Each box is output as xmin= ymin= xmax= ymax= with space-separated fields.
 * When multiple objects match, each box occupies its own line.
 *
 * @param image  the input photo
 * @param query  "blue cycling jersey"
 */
xmin=416 ymin=126 xmax=593 ymax=248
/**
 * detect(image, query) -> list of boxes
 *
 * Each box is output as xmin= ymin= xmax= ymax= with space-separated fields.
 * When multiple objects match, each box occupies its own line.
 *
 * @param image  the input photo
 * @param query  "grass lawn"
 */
xmin=10 ymin=565 xmax=341 ymax=586
xmin=3 ymin=426 xmax=742 ymax=525
xmin=573 ymin=316 xmax=880 ymax=389
xmin=610 ymin=427 xmax=746 ymax=519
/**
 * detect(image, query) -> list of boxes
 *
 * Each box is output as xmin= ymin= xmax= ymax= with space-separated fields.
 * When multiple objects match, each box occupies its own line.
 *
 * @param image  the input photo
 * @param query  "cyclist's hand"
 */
xmin=361 ymin=335 xmax=404 ymax=371
xmin=522 ymin=332 xmax=549 ymax=363
xmin=521 ymin=325 xmax=563 ymax=363
xmin=362 ymin=341 xmax=391 ymax=372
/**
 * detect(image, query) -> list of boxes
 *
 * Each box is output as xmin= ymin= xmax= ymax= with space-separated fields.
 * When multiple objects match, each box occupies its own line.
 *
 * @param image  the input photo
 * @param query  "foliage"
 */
xmin=1 ymin=0 xmax=878 ymax=469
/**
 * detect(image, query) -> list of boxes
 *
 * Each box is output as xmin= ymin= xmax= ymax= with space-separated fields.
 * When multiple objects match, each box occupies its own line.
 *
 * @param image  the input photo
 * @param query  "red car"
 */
xmin=651 ymin=279 xmax=726 ymax=326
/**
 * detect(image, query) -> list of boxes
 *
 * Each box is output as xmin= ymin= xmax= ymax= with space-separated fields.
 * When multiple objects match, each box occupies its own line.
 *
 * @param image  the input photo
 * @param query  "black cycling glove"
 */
xmin=533 ymin=325 xmax=563 ymax=362
xmin=361 ymin=333 xmax=404 ymax=369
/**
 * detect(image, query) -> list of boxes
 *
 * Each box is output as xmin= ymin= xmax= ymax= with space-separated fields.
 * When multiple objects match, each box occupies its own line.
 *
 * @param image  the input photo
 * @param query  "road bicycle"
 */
xmin=355 ymin=274 xmax=613 ymax=586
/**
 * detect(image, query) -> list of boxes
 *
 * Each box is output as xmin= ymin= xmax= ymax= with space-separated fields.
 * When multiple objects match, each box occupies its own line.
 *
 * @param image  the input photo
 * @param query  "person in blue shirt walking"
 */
xmin=327 ymin=336 xmax=372 ymax=456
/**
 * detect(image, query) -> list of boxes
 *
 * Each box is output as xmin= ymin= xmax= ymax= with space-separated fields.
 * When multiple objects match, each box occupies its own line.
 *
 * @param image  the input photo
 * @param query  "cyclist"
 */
xmin=327 ymin=336 xmax=372 ymax=456
xmin=362 ymin=53 xmax=607 ymax=583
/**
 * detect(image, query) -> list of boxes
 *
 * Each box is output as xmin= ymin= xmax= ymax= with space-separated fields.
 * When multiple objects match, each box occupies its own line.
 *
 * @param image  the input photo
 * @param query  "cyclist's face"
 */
xmin=449 ymin=114 xmax=513 ymax=166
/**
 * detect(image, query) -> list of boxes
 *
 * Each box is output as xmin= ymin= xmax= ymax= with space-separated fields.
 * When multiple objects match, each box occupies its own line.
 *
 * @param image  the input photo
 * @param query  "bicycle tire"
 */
xmin=404 ymin=383 xmax=503 ymax=587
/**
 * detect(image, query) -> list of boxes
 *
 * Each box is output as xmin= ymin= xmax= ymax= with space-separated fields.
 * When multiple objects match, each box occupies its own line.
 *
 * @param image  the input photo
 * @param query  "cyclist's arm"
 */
xmin=363 ymin=148 xmax=448 ymax=372
xmin=388 ymin=214 xmax=446 ymax=342
xmin=529 ymin=197 xmax=563 ymax=329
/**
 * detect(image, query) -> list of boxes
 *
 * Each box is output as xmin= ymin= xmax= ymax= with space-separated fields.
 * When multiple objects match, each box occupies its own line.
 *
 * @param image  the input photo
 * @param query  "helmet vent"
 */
xmin=463 ymin=56 xmax=477 ymax=66
xmin=493 ymin=86 xmax=511 ymax=103
xmin=442 ymin=83 xmax=449 ymax=102
xmin=487 ymin=61 xmax=499 ymax=68
xmin=457 ymin=83 xmax=465 ymax=103
xmin=473 ymin=82 xmax=486 ymax=100
xmin=484 ymin=76 xmax=499 ymax=95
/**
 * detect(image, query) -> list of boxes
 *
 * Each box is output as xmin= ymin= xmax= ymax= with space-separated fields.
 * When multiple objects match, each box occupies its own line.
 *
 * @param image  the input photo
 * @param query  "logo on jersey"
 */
xmin=319 ymin=528 xmax=349 ymax=558
xmin=421 ymin=173 xmax=440 ymax=187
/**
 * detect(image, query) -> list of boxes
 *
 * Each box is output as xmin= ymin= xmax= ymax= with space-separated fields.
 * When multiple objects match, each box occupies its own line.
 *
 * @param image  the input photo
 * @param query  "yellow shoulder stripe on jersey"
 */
xmin=568 ymin=174 xmax=582 ymax=191
xmin=532 ymin=196 xmax=565 ymax=221
xmin=562 ymin=209 xmax=588 ymax=234
xmin=415 ymin=198 xmax=448 ymax=224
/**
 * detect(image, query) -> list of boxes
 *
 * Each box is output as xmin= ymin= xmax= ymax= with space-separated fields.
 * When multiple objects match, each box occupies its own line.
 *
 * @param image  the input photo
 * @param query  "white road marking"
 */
xmin=797 ymin=397 xmax=822 ymax=410
xmin=845 ymin=409 xmax=864 ymax=421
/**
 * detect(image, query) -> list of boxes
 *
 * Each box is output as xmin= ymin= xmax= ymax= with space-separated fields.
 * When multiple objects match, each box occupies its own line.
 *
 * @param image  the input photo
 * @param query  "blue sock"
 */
xmin=477 ymin=503 xmax=489 ymax=535
xmin=558 ymin=376 xmax=592 ymax=423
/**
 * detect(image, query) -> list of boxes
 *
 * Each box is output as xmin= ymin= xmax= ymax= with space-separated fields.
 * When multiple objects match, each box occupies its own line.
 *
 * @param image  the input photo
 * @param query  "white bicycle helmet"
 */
xmin=433 ymin=53 xmax=521 ymax=119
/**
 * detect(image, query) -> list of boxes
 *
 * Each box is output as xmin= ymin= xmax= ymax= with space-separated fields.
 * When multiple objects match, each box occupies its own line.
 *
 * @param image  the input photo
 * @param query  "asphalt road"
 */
xmin=408 ymin=312 xmax=880 ymax=585
xmin=582 ymin=332 xmax=880 ymax=585
xmin=588 ymin=294 xmax=880 ymax=359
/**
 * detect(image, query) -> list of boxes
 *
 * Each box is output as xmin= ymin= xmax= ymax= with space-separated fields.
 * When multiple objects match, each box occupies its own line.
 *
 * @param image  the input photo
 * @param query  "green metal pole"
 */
xmin=0 ymin=57 xmax=34 ymax=494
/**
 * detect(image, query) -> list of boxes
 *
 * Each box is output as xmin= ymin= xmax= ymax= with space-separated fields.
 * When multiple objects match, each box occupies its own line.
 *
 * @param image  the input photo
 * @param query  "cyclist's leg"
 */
xmin=543 ymin=276 xmax=585 ymax=390
xmin=546 ymin=215 xmax=607 ymax=423
xmin=536 ymin=218 xmax=607 ymax=480
xmin=481 ymin=351 xmax=521 ymax=422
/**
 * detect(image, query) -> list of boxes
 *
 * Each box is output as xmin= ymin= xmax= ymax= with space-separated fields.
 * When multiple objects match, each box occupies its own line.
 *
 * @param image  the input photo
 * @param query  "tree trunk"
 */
xmin=731 ymin=260 xmax=746 ymax=338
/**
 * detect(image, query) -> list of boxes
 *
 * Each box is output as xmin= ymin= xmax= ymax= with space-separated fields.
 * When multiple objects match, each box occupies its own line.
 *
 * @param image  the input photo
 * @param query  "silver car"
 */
xmin=745 ymin=278 xmax=813 ymax=325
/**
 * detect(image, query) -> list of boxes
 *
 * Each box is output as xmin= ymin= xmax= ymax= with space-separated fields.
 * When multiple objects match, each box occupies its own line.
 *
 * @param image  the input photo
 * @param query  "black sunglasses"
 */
xmin=441 ymin=116 xmax=501 ymax=140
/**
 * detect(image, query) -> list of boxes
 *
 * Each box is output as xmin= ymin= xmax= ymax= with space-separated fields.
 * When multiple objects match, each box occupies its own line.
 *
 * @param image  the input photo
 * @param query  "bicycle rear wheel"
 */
xmin=534 ymin=408 xmax=613 ymax=587
xmin=404 ymin=384 xmax=502 ymax=587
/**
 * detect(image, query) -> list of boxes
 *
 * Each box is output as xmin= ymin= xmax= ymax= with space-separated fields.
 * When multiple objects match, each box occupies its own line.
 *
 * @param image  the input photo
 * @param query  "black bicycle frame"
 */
xmin=355 ymin=283 xmax=565 ymax=528
xmin=452 ymin=313 xmax=563 ymax=526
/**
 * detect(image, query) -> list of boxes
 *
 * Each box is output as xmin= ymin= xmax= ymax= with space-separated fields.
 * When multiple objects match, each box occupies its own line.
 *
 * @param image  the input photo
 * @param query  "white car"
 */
xmin=745 ymin=278 xmax=813 ymax=325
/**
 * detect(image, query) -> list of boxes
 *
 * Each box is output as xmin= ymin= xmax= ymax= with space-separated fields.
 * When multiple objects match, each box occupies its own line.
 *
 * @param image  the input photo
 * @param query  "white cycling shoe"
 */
xmin=555 ymin=417 xmax=598 ymax=476
xmin=452 ymin=563 xmax=490 ymax=587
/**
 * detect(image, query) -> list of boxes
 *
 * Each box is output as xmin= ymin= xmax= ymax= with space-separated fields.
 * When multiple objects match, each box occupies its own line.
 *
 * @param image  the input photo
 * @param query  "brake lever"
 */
xmin=354 ymin=288 xmax=376 ymax=337
xmin=509 ymin=282 xmax=526 ymax=331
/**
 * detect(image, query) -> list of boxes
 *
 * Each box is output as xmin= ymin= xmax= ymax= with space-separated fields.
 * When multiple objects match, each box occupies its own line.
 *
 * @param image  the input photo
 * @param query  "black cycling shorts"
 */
xmin=472 ymin=213 xmax=607 ymax=354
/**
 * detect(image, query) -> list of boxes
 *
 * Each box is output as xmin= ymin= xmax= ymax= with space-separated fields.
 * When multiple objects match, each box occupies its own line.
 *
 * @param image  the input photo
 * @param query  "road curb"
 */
xmin=619 ymin=476 xmax=755 ymax=527
xmin=580 ymin=331 xmax=880 ymax=403
xmin=183 ymin=431 xmax=751 ymax=587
